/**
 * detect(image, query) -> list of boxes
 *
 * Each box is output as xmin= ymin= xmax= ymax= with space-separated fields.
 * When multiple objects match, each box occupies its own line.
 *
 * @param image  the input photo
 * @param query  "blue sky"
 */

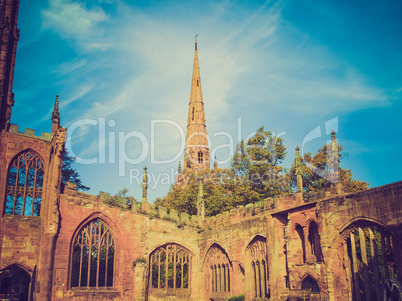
xmin=11 ymin=0 xmax=402 ymax=202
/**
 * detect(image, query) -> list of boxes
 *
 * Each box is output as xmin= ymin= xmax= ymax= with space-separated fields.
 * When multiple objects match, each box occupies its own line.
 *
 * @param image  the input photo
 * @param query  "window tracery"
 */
xmin=247 ymin=236 xmax=269 ymax=298
xmin=149 ymin=243 xmax=192 ymax=294
xmin=343 ymin=223 xmax=400 ymax=301
xmin=5 ymin=150 xmax=44 ymax=216
xmin=71 ymin=219 xmax=115 ymax=288
xmin=204 ymin=245 xmax=231 ymax=295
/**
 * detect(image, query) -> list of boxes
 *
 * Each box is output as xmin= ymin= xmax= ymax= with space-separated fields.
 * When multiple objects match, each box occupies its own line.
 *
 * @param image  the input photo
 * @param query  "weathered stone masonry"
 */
xmin=1 ymin=119 xmax=402 ymax=301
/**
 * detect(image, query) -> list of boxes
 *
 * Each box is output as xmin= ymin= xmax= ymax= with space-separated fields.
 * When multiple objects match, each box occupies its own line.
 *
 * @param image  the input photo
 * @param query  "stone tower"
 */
xmin=0 ymin=0 xmax=20 ymax=132
xmin=184 ymin=37 xmax=210 ymax=171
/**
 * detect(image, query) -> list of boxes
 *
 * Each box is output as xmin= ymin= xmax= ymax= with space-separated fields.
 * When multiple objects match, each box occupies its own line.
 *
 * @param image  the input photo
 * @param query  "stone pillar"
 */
xmin=133 ymin=262 xmax=147 ymax=301
xmin=295 ymin=146 xmax=303 ymax=204
xmin=36 ymin=128 xmax=66 ymax=300
xmin=141 ymin=167 xmax=149 ymax=212
xmin=197 ymin=182 xmax=205 ymax=224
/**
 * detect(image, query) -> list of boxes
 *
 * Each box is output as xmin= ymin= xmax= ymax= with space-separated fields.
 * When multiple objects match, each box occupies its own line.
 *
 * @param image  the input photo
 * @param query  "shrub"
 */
xmin=132 ymin=257 xmax=146 ymax=268
xmin=227 ymin=294 xmax=245 ymax=301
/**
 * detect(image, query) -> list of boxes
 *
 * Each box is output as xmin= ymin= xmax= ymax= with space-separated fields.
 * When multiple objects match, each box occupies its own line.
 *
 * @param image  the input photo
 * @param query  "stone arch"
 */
xmin=246 ymin=234 xmax=266 ymax=248
xmin=301 ymin=275 xmax=320 ymax=293
xmin=4 ymin=149 xmax=45 ymax=216
xmin=331 ymin=218 xmax=402 ymax=301
xmin=307 ymin=220 xmax=322 ymax=262
xmin=148 ymin=243 xmax=193 ymax=296
xmin=294 ymin=223 xmax=306 ymax=264
xmin=69 ymin=216 xmax=116 ymax=289
xmin=201 ymin=242 xmax=232 ymax=269
xmin=246 ymin=235 xmax=269 ymax=299
xmin=202 ymin=243 xmax=233 ymax=300
xmin=0 ymin=264 xmax=32 ymax=301
xmin=149 ymin=240 xmax=194 ymax=257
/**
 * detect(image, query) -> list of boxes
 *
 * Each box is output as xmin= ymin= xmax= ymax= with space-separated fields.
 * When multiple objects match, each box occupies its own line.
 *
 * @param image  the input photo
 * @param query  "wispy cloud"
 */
xmin=52 ymin=58 xmax=87 ymax=76
xmin=41 ymin=0 xmax=107 ymax=37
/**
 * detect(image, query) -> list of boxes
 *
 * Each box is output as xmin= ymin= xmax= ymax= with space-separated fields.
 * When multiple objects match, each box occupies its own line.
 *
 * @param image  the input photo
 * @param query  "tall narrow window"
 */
xmin=308 ymin=222 xmax=322 ymax=262
xmin=344 ymin=224 xmax=400 ymax=301
xmin=197 ymin=79 xmax=199 ymax=86
xmin=295 ymin=224 xmax=306 ymax=263
xmin=198 ymin=152 xmax=203 ymax=164
xmin=192 ymin=107 xmax=194 ymax=121
xmin=247 ymin=236 xmax=269 ymax=298
xmin=71 ymin=219 xmax=115 ymax=288
xmin=149 ymin=243 xmax=192 ymax=295
xmin=5 ymin=150 xmax=44 ymax=216
xmin=204 ymin=244 xmax=231 ymax=298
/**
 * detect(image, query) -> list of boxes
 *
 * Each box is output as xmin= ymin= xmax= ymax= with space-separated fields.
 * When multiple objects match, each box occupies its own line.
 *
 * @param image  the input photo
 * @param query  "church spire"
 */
xmin=51 ymin=95 xmax=60 ymax=133
xmin=184 ymin=36 xmax=210 ymax=172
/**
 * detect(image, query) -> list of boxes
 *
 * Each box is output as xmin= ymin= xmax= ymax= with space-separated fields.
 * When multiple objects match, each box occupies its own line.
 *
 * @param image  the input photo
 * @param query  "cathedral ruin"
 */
xmin=0 ymin=0 xmax=401 ymax=300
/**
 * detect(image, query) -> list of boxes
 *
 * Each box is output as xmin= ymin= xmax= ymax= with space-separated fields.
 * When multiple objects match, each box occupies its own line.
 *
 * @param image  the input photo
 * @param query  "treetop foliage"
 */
xmin=61 ymin=150 xmax=90 ymax=191
xmin=156 ymin=126 xmax=369 ymax=216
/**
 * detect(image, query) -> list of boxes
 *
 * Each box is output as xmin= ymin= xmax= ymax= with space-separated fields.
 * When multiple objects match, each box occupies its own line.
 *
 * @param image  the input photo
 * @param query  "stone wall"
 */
xmin=1 ymin=126 xmax=401 ymax=301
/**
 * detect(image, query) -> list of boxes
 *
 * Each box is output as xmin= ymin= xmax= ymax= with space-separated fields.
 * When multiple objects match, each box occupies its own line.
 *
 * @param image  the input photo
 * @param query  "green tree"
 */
xmin=106 ymin=188 xmax=137 ymax=209
xmin=156 ymin=169 xmax=232 ymax=216
xmin=157 ymin=127 xmax=290 ymax=215
xmin=61 ymin=150 xmax=90 ymax=191
xmin=231 ymin=126 xmax=289 ymax=199
xmin=286 ymin=144 xmax=369 ymax=193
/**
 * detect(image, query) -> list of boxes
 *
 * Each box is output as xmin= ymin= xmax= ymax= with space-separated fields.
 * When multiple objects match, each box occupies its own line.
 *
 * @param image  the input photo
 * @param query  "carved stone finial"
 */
xmin=52 ymin=95 xmax=60 ymax=121
xmin=295 ymin=146 xmax=303 ymax=193
xmin=141 ymin=167 xmax=149 ymax=211
xmin=178 ymin=161 xmax=182 ymax=174
xmin=331 ymin=130 xmax=339 ymax=184
xmin=197 ymin=181 xmax=204 ymax=219
xmin=214 ymin=156 xmax=218 ymax=170
xmin=51 ymin=95 xmax=60 ymax=133
xmin=142 ymin=167 xmax=148 ymax=191
xmin=295 ymin=146 xmax=302 ymax=176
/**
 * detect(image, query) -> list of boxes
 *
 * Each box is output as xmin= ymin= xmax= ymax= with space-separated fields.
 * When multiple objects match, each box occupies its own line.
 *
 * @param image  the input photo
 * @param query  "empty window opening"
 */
xmin=5 ymin=149 xmax=44 ymax=216
xmin=308 ymin=222 xmax=322 ymax=262
xmin=71 ymin=219 xmax=115 ymax=288
xmin=295 ymin=224 xmax=306 ymax=263
xmin=302 ymin=276 xmax=320 ymax=293
xmin=247 ymin=236 xmax=269 ymax=298
xmin=149 ymin=243 xmax=191 ymax=294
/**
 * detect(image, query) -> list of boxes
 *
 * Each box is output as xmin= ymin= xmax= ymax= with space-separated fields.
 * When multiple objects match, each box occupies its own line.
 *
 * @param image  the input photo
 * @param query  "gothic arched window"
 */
xmin=149 ymin=243 xmax=192 ymax=295
xmin=302 ymin=276 xmax=320 ymax=293
xmin=295 ymin=224 xmax=306 ymax=263
xmin=5 ymin=149 xmax=44 ymax=216
xmin=343 ymin=223 xmax=401 ymax=301
xmin=308 ymin=221 xmax=322 ymax=262
xmin=204 ymin=244 xmax=231 ymax=297
xmin=192 ymin=107 xmax=195 ymax=121
xmin=71 ymin=219 xmax=115 ymax=288
xmin=198 ymin=152 xmax=203 ymax=164
xmin=247 ymin=236 xmax=269 ymax=298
